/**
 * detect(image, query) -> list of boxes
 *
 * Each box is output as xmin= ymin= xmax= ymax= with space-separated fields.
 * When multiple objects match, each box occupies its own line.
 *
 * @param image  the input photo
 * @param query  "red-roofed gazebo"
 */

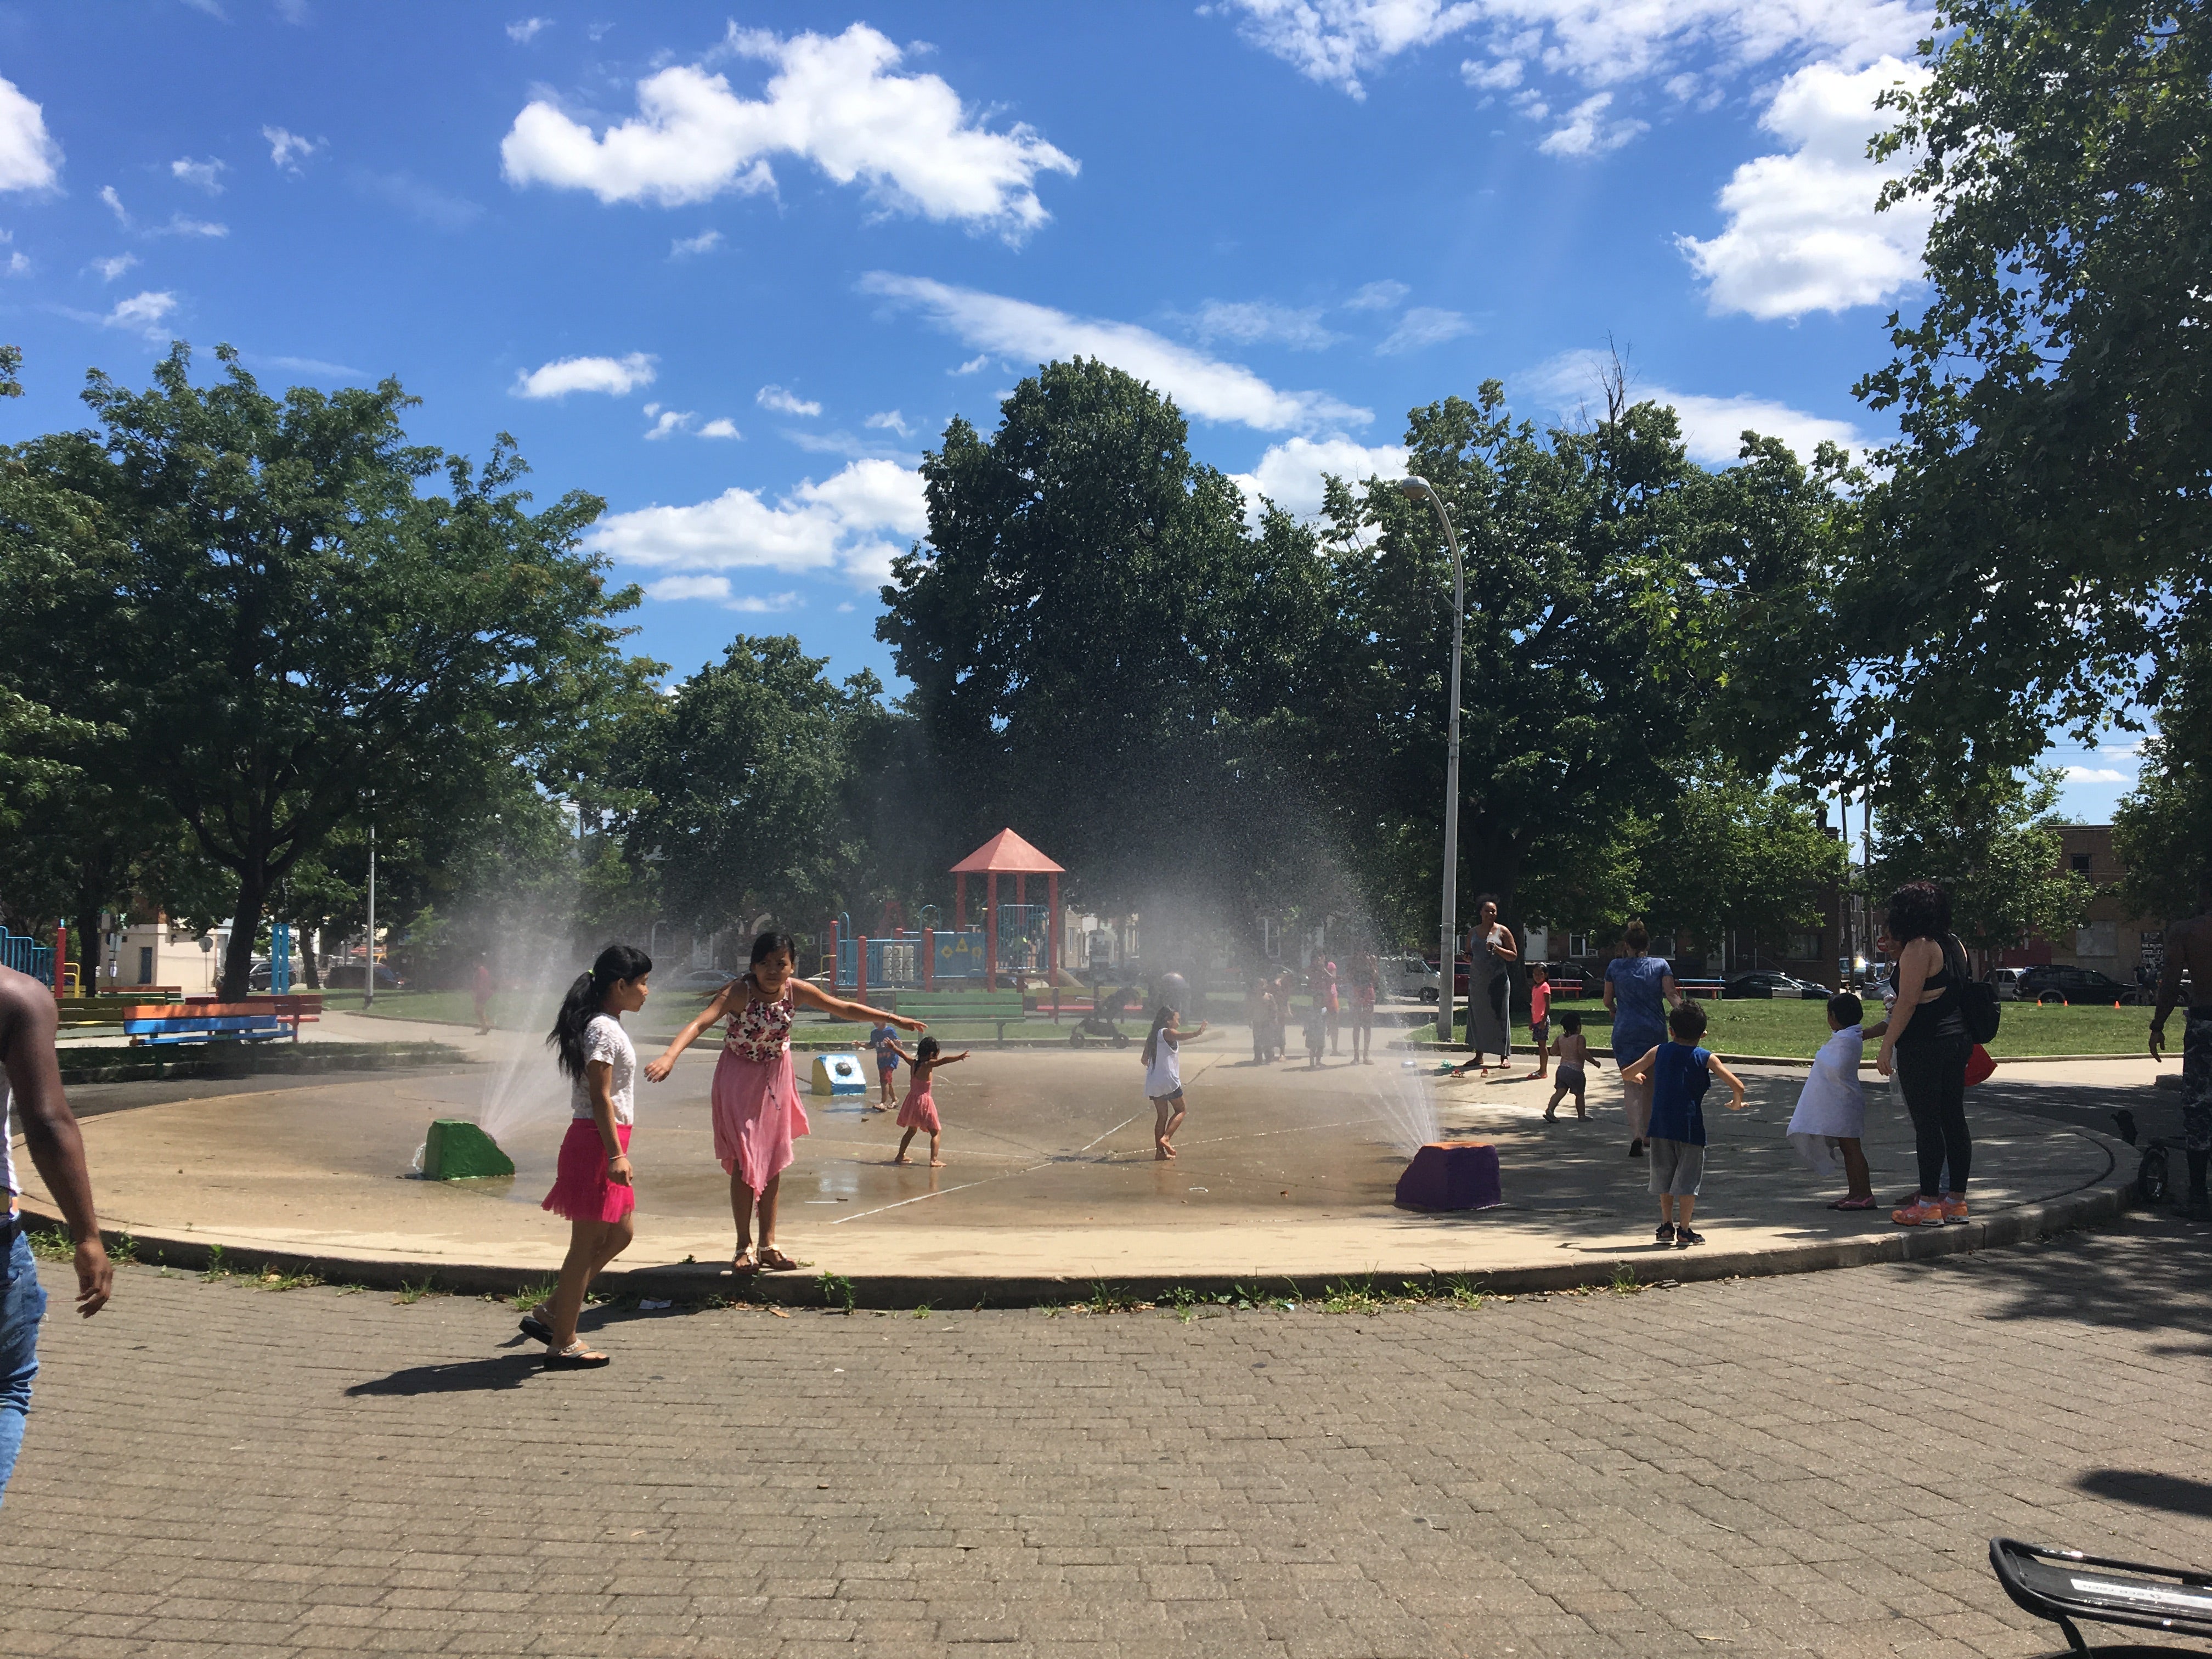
xmin=952 ymin=830 xmax=1064 ymax=990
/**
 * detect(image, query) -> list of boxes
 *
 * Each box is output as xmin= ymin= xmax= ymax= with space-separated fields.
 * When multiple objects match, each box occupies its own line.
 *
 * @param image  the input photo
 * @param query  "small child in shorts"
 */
xmin=1618 ymin=1000 xmax=1747 ymax=1249
xmin=1543 ymin=1009 xmax=1598 ymax=1121
xmin=866 ymin=1020 xmax=900 ymax=1108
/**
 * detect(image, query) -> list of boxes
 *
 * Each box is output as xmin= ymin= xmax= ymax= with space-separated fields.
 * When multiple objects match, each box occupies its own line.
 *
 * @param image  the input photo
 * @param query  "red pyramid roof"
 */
xmin=950 ymin=828 xmax=1064 ymax=874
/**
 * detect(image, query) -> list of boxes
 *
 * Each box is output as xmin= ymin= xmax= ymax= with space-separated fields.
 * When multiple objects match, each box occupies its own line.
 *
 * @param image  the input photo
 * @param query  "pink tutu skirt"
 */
xmin=712 ymin=1047 xmax=809 ymax=1195
xmin=896 ymin=1087 xmax=939 ymax=1134
xmin=541 ymin=1120 xmax=634 ymax=1223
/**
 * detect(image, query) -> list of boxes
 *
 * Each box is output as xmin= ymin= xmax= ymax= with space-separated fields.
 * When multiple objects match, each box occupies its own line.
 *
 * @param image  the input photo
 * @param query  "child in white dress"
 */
xmin=1786 ymin=992 xmax=1886 ymax=1210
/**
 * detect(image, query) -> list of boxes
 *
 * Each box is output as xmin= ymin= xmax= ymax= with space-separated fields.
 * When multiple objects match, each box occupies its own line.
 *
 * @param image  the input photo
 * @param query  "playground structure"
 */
xmin=833 ymin=828 xmax=1065 ymax=999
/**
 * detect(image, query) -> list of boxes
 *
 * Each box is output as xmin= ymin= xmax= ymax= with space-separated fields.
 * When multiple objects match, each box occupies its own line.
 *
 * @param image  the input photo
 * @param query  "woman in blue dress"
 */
xmin=1603 ymin=918 xmax=1682 ymax=1159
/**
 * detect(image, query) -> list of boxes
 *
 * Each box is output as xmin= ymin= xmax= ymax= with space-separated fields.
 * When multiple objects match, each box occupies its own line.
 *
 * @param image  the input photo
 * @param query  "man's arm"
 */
xmin=2149 ymin=919 xmax=2196 ymax=1059
xmin=0 ymin=970 xmax=111 ymax=1316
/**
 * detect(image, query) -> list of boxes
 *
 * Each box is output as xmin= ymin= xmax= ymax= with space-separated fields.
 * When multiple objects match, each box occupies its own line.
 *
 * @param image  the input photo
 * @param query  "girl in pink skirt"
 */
xmin=888 ymin=1036 xmax=971 ymax=1166
xmin=532 ymin=943 xmax=651 ymax=1370
xmin=646 ymin=932 xmax=921 ymax=1274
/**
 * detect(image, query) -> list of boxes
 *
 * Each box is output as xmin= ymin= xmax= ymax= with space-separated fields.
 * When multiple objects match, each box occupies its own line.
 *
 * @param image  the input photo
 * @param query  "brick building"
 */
xmin=1999 ymin=825 xmax=2165 ymax=988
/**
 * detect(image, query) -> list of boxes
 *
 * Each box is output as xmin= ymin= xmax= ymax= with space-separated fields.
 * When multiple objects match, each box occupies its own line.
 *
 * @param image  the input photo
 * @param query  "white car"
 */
xmin=1380 ymin=954 xmax=1442 ymax=1003
xmin=1985 ymin=967 xmax=2029 ymax=1002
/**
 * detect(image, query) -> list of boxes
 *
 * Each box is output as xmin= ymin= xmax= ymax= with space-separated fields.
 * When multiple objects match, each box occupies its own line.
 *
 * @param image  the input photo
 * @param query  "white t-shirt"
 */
xmin=571 ymin=1014 xmax=638 ymax=1126
xmin=1144 ymin=1028 xmax=1182 ymax=1097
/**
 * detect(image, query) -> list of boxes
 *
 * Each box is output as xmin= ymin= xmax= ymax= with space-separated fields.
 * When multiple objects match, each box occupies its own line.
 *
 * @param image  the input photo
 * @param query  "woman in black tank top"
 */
xmin=1877 ymin=881 xmax=1973 ymax=1224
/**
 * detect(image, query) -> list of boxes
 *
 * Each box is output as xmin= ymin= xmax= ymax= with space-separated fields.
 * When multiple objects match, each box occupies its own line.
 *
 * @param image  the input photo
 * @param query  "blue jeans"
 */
xmin=0 ymin=1229 xmax=47 ymax=1506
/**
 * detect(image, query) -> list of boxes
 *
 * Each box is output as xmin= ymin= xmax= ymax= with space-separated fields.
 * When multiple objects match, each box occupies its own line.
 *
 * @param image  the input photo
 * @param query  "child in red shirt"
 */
xmin=1523 ymin=963 xmax=1553 ymax=1080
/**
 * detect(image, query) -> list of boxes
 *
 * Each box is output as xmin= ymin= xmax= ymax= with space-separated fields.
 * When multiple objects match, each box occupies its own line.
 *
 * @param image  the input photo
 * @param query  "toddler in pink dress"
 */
xmin=889 ymin=1036 xmax=970 ymax=1167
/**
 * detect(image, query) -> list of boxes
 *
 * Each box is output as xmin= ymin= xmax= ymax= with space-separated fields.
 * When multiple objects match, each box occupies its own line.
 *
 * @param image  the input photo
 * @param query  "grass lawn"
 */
xmin=347 ymin=990 xmax=1076 ymax=1048
xmin=1441 ymin=996 xmax=2151 ymax=1058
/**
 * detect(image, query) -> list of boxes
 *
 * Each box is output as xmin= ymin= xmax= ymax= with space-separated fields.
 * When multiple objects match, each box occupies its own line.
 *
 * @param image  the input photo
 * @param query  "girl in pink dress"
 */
xmin=646 ymin=932 xmax=921 ymax=1273
xmin=887 ymin=1036 xmax=970 ymax=1167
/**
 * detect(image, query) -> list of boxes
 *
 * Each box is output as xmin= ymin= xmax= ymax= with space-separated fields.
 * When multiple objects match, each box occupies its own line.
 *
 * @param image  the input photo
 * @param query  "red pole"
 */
xmin=53 ymin=921 xmax=66 ymax=997
xmin=985 ymin=873 xmax=997 ymax=992
xmin=1016 ymin=872 xmax=1026 ymax=906
xmin=1048 ymin=873 xmax=1059 ymax=985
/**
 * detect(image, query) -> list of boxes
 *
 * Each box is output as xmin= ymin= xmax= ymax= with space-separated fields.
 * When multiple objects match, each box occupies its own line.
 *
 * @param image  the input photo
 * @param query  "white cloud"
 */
xmin=1463 ymin=56 xmax=1522 ymax=90
xmin=91 ymin=253 xmax=140 ymax=281
xmin=2064 ymin=766 xmax=2130 ymax=785
xmin=155 ymin=214 xmax=227 ymax=238
xmin=3 ymin=250 xmax=25 ymax=277
xmin=0 ymin=76 xmax=60 ymax=192
xmin=864 ymin=410 xmax=915 ymax=438
xmin=1219 ymin=0 xmax=1927 ymax=99
xmin=507 ymin=16 xmax=551 ymax=43
xmin=512 ymin=351 xmax=657 ymax=399
xmin=263 ymin=127 xmax=320 ymax=172
xmin=1182 ymin=298 xmax=1339 ymax=351
xmin=587 ymin=456 xmax=927 ymax=589
xmin=171 ymin=156 xmax=227 ymax=194
xmin=948 ymin=352 xmax=990 ymax=375
xmin=1525 ymin=348 xmax=1863 ymax=463
xmin=1537 ymin=92 xmax=1646 ymax=156
xmin=99 ymin=185 xmax=128 ymax=225
xmin=1229 ymin=435 xmax=1407 ymax=518
xmin=1377 ymin=306 xmax=1473 ymax=355
xmin=861 ymin=273 xmax=1370 ymax=433
xmin=730 ymin=591 xmax=803 ymax=613
xmin=1344 ymin=279 xmax=1408 ymax=311
xmin=757 ymin=384 xmax=821 ymax=417
xmin=644 ymin=409 xmax=693 ymax=439
xmin=355 ymin=170 xmax=482 ymax=230
xmin=698 ymin=417 xmax=741 ymax=439
xmin=1677 ymin=56 xmax=1933 ymax=319
xmin=67 ymin=289 xmax=179 ymax=341
xmin=645 ymin=574 xmax=730 ymax=602
xmin=669 ymin=228 xmax=722 ymax=257
xmin=501 ymin=23 xmax=1078 ymax=241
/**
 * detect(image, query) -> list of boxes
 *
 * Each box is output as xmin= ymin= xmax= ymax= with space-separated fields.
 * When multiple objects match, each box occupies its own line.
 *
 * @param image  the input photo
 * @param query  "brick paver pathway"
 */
xmin=4 ymin=1215 xmax=2208 ymax=1658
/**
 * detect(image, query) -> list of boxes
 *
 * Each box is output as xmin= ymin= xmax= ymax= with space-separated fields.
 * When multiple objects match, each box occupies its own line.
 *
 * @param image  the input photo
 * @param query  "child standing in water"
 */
xmin=1301 ymin=979 xmax=1328 ymax=1069
xmin=1543 ymin=1009 xmax=1599 ymax=1121
xmin=866 ymin=1018 xmax=900 ymax=1109
xmin=1144 ymin=1005 xmax=1209 ymax=1159
xmin=1348 ymin=952 xmax=1378 ymax=1065
xmin=533 ymin=944 xmax=652 ymax=1369
xmin=1618 ymin=1000 xmax=1747 ymax=1249
xmin=889 ymin=1035 xmax=970 ymax=1166
xmin=646 ymin=932 xmax=921 ymax=1274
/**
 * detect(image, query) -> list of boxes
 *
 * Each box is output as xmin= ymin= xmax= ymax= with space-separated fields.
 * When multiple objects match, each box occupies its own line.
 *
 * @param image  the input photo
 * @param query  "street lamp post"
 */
xmin=364 ymin=820 xmax=377 ymax=1008
xmin=1398 ymin=475 xmax=1466 ymax=1050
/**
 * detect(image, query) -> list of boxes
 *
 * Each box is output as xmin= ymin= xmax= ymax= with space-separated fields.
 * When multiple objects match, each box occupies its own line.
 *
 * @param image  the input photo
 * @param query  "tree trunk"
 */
xmin=300 ymin=927 xmax=321 ymax=990
xmin=72 ymin=877 xmax=105 ymax=994
xmin=218 ymin=867 xmax=268 ymax=1001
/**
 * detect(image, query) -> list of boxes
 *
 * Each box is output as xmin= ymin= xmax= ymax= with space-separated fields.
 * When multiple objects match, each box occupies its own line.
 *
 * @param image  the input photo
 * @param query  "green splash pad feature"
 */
xmin=424 ymin=1119 xmax=515 ymax=1180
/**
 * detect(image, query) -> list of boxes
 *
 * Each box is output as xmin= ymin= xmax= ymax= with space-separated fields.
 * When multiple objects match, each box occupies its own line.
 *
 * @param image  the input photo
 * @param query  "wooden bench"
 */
xmin=123 ymin=994 xmax=324 ymax=1047
xmin=881 ymin=991 xmax=1029 ymax=1046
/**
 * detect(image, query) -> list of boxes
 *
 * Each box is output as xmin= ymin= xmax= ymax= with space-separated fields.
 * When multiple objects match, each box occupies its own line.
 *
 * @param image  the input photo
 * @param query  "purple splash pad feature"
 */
xmin=1393 ymin=1142 xmax=1502 ymax=1211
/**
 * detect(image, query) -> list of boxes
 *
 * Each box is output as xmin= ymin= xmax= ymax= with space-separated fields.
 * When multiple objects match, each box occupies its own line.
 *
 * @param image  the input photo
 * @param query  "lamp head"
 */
xmin=1396 ymin=477 xmax=1430 ymax=498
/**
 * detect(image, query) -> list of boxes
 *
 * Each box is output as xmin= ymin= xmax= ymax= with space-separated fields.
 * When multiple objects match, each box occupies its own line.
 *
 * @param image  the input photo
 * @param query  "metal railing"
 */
xmin=0 ymin=929 xmax=55 ymax=988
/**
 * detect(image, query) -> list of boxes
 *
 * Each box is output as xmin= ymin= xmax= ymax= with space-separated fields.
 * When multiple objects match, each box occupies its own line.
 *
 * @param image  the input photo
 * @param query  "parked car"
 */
xmin=1984 ymin=967 xmax=2030 ymax=1002
xmin=1723 ymin=970 xmax=1832 ymax=1001
xmin=673 ymin=967 xmax=737 ymax=992
xmin=2013 ymin=963 xmax=2139 ymax=1005
xmin=1379 ymin=954 xmax=1442 ymax=1003
xmin=1421 ymin=955 xmax=1475 ymax=998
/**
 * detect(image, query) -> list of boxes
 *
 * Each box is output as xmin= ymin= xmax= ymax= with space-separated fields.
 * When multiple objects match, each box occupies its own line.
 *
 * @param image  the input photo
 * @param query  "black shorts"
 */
xmin=1531 ymin=1018 xmax=1550 ymax=1046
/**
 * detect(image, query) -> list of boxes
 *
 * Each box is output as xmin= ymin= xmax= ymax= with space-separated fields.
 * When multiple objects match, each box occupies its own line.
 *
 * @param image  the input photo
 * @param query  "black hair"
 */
xmin=549 ymin=943 xmax=652 ymax=1080
xmin=1141 ymin=1003 xmax=1175 ymax=1068
xmin=1886 ymin=881 xmax=1951 ymax=945
xmin=1529 ymin=960 xmax=1548 ymax=979
xmin=915 ymin=1035 xmax=941 ymax=1064
xmin=748 ymin=930 xmax=800 ymax=971
xmin=1474 ymin=893 xmax=1500 ymax=916
xmin=1828 ymin=991 xmax=1865 ymax=1028
xmin=1559 ymin=1009 xmax=1582 ymax=1034
xmin=1622 ymin=917 xmax=1650 ymax=952
xmin=1667 ymin=1000 xmax=1708 ymax=1041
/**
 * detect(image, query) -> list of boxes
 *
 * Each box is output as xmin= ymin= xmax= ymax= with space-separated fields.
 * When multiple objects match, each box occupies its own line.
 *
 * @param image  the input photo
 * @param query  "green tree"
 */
xmin=1639 ymin=771 xmax=1849 ymax=955
xmin=1847 ymin=2 xmax=2212 ymax=767
xmin=12 ymin=343 xmax=655 ymax=999
xmin=2112 ymin=652 xmax=2212 ymax=919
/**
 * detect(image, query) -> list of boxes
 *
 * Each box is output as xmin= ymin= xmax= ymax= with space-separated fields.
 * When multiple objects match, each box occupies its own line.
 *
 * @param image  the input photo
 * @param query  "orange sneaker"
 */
xmin=1940 ymin=1198 xmax=1970 ymax=1224
xmin=1891 ymin=1197 xmax=1946 ymax=1226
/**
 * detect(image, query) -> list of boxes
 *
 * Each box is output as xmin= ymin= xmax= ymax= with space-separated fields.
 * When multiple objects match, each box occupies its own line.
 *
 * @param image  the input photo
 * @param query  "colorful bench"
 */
xmin=123 ymin=994 xmax=324 ymax=1046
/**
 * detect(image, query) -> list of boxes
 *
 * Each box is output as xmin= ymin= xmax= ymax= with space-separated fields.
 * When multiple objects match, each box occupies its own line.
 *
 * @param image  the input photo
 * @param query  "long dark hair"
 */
xmin=914 ymin=1035 xmax=941 ymax=1064
xmin=549 ymin=943 xmax=652 ymax=1080
xmin=1142 ymin=1003 xmax=1175 ymax=1068
xmin=744 ymin=930 xmax=801 ymax=986
xmin=1885 ymin=881 xmax=1951 ymax=945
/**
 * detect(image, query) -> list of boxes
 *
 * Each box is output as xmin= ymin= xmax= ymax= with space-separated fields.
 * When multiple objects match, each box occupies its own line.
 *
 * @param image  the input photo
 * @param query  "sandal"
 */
xmin=730 ymin=1250 xmax=760 ymax=1275
xmin=1827 ymin=1197 xmax=1877 ymax=1211
xmin=518 ymin=1312 xmax=554 ymax=1344
xmin=544 ymin=1340 xmax=609 ymax=1369
xmin=758 ymin=1247 xmax=798 ymax=1272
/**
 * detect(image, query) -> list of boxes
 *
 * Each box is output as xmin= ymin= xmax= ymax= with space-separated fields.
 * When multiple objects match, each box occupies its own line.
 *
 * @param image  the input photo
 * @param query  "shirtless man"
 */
xmin=2149 ymin=884 xmax=2212 ymax=1217
xmin=0 ymin=961 xmax=112 ymax=1504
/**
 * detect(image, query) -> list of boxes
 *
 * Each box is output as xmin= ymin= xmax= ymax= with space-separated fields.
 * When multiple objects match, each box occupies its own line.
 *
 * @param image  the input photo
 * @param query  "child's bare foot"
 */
xmin=1155 ymin=1143 xmax=1176 ymax=1160
xmin=929 ymin=1158 xmax=946 ymax=1167
xmin=893 ymin=1154 xmax=912 ymax=1165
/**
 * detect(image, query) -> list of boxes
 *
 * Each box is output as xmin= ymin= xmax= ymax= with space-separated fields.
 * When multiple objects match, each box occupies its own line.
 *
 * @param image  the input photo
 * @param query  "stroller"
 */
xmin=1068 ymin=972 xmax=1137 ymax=1048
xmin=1990 ymin=1537 xmax=2212 ymax=1655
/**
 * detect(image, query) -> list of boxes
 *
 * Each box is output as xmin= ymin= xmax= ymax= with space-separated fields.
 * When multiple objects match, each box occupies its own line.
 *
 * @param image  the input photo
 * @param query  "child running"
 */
xmin=1522 ymin=963 xmax=1553 ymax=1080
xmin=1786 ymin=992 xmax=1884 ymax=1209
xmin=889 ymin=1035 xmax=970 ymax=1166
xmin=530 ymin=944 xmax=652 ymax=1369
xmin=866 ymin=1018 xmax=901 ymax=1109
xmin=1543 ymin=1009 xmax=1599 ymax=1121
xmin=1144 ymin=1004 xmax=1210 ymax=1159
xmin=1618 ymin=1000 xmax=1747 ymax=1249
xmin=646 ymin=932 xmax=922 ymax=1275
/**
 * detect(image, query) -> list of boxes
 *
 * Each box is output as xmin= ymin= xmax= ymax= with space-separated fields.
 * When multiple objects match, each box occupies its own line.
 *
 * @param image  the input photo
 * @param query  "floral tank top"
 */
xmin=723 ymin=980 xmax=796 ymax=1063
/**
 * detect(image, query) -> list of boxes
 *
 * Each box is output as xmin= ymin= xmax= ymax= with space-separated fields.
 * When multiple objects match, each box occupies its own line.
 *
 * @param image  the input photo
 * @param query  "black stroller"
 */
xmin=1068 ymin=972 xmax=1136 ymax=1048
xmin=1990 ymin=1537 xmax=2212 ymax=1655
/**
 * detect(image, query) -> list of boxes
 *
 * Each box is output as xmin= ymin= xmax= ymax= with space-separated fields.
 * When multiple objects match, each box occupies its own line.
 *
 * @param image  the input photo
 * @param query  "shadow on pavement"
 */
xmin=2076 ymin=1469 xmax=2212 ymax=1522
xmin=346 ymin=1353 xmax=541 ymax=1396
xmin=1898 ymin=1212 xmax=2212 ymax=1344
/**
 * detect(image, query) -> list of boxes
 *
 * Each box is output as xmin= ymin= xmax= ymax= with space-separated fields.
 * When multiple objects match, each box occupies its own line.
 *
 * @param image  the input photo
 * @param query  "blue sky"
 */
xmin=0 ymin=1 xmax=2136 ymax=818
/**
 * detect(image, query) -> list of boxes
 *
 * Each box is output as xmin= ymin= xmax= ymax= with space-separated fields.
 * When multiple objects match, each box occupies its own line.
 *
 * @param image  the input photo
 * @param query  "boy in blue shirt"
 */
xmin=1617 ymin=1000 xmax=1746 ymax=1248
xmin=866 ymin=1020 xmax=900 ymax=1109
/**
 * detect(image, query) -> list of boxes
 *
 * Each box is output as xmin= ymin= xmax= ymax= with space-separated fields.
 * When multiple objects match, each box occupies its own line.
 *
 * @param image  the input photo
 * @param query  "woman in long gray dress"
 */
xmin=1462 ymin=895 xmax=1517 ymax=1073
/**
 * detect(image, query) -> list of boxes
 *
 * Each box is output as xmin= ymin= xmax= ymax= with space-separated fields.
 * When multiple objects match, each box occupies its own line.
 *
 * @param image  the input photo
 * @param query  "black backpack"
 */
xmin=1949 ymin=936 xmax=2002 ymax=1045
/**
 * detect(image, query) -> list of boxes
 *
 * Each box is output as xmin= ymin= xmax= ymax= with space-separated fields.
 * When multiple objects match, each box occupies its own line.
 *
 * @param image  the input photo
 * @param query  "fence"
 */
xmin=993 ymin=904 xmax=1049 ymax=975
xmin=836 ymin=928 xmax=983 ymax=991
xmin=0 ymin=929 xmax=55 ymax=989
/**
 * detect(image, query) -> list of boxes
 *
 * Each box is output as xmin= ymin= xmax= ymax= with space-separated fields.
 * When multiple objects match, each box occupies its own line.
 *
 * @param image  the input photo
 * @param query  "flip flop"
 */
xmin=544 ymin=1340 xmax=609 ymax=1369
xmin=1827 ymin=1197 xmax=1877 ymax=1210
xmin=730 ymin=1251 xmax=760 ymax=1275
xmin=518 ymin=1312 xmax=554 ymax=1344
xmin=758 ymin=1248 xmax=798 ymax=1272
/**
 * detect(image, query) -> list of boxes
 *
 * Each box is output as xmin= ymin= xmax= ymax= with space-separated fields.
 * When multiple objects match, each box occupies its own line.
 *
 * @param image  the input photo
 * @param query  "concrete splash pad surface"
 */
xmin=25 ymin=1032 xmax=2143 ymax=1289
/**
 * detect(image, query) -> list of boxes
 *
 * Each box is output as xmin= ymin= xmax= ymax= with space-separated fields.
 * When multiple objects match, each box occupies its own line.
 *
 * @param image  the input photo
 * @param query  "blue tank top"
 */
xmin=1646 ymin=1042 xmax=1712 ymax=1146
